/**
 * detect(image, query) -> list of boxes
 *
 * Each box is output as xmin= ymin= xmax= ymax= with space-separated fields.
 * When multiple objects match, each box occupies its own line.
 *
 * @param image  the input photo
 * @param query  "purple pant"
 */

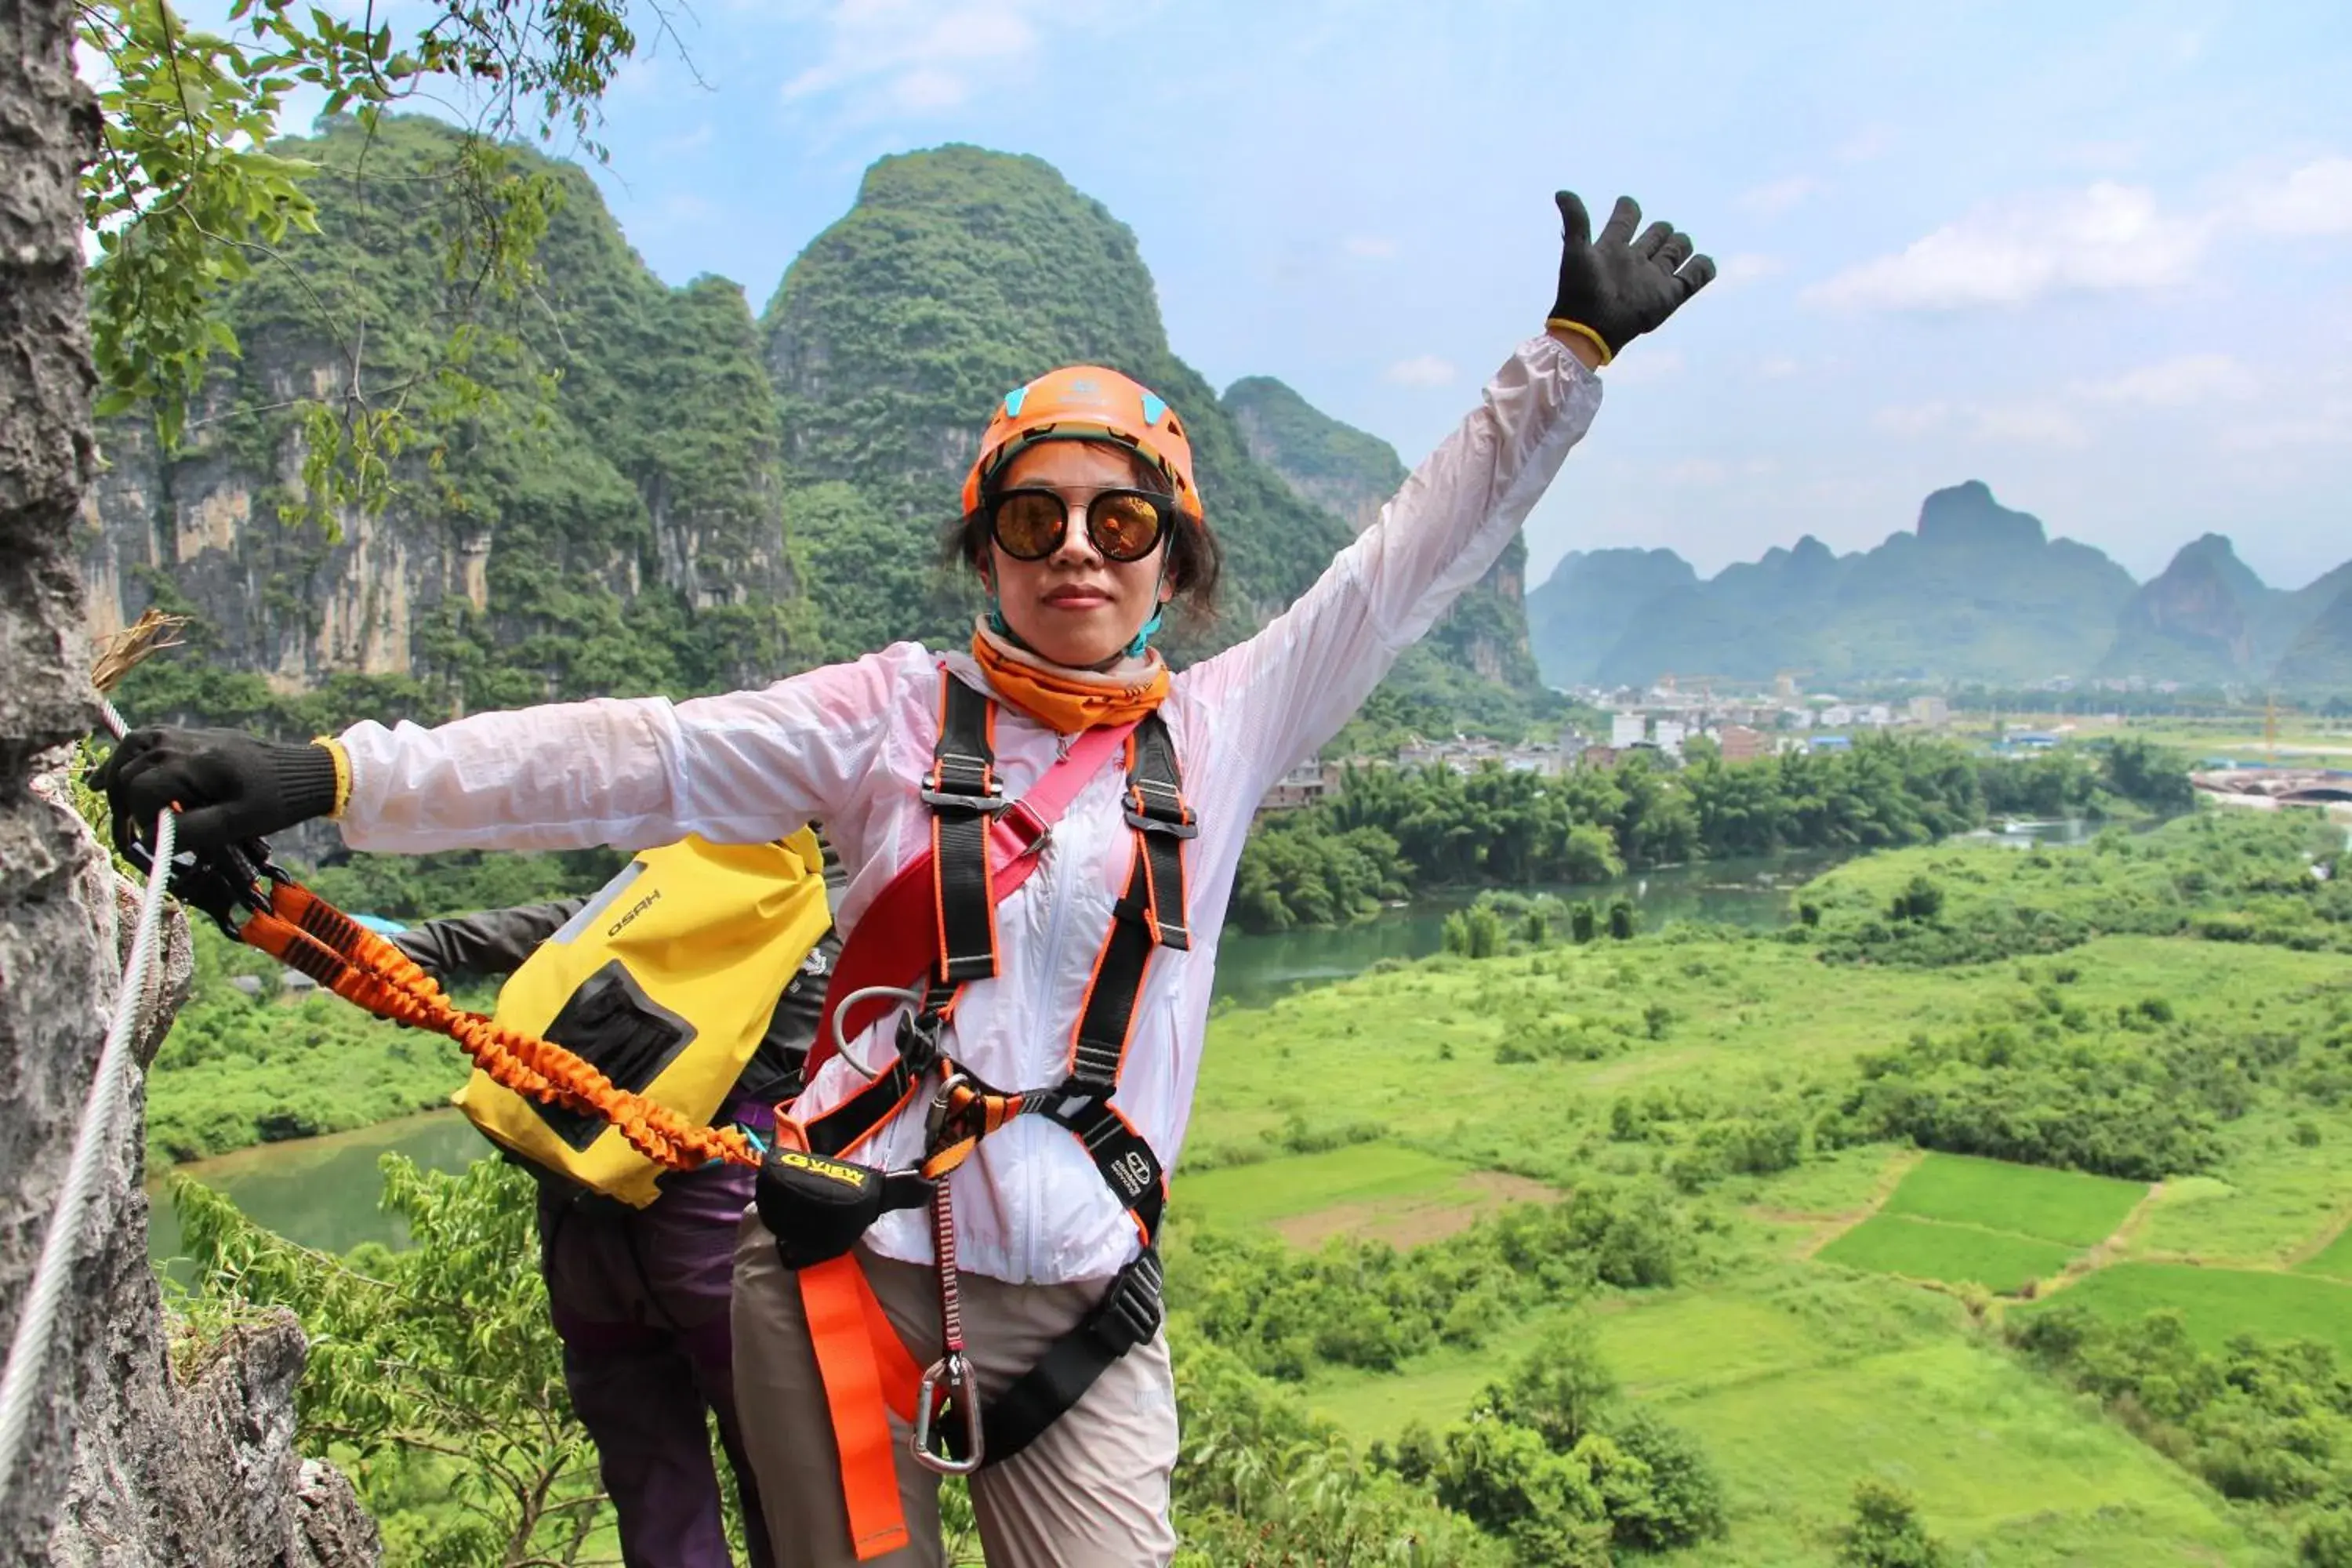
xmin=539 ymin=1158 xmax=774 ymax=1568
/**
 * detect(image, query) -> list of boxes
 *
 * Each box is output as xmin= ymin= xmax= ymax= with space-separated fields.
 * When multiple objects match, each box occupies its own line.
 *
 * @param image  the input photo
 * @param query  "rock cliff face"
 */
xmin=1 ymin=9 xmax=374 ymax=1560
xmin=81 ymin=117 xmax=805 ymax=728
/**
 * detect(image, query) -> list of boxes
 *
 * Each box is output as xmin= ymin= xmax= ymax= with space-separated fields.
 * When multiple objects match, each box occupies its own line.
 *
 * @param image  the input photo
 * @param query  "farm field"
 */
xmin=1173 ymin=815 xmax=2351 ymax=1563
xmin=1878 ymin=1151 xmax=2145 ymax=1247
xmin=1816 ymin=1213 xmax=2075 ymax=1294
xmin=1174 ymin=1142 xmax=1554 ymax=1244
xmin=2022 ymin=1261 xmax=2352 ymax=1358
xmin=2299 ymin=1222 xmax=2352 ymax=1282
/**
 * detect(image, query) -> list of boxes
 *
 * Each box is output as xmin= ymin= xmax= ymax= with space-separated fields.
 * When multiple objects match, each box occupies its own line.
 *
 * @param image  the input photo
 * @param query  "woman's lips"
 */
xmin=1044 ymin=587 xmax=1109 ymax=608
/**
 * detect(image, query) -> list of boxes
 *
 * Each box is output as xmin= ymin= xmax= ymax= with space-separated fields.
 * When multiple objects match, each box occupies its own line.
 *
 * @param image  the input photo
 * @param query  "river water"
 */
xmin=146 ymin=835 xmax=2060 ymax=1261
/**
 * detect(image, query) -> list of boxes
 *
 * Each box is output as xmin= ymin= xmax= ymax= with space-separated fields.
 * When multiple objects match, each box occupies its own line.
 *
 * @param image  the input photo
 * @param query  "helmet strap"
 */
xmin=1124 ymin=561 xmax=1171 ymax=659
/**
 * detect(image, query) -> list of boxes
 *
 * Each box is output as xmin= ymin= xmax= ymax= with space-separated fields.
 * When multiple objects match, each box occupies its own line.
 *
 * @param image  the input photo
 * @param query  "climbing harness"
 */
xmin=761 ymin=667 xmax=1189 ymax=1559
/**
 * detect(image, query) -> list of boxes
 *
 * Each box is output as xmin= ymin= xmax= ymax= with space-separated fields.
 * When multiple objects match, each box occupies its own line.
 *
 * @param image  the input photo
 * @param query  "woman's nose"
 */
xmin=1049 ymin=499 xmax=1102 ymax=565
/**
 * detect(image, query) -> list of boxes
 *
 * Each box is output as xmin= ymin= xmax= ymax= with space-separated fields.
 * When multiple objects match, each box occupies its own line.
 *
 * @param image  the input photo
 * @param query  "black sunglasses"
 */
xmin=986 ymin=486 xmax=1172 ymax=564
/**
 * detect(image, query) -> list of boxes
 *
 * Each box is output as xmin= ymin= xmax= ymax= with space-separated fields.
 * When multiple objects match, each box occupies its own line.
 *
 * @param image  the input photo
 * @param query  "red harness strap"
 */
xmin=807 ymin=706 xmax=1139 ymax=1080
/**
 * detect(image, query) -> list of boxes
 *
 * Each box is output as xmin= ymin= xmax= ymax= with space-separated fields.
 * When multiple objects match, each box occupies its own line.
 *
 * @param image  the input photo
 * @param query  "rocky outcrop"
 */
xmin=2096 ymin=533 xmax=2281 ymax=684
xmin=0 ymin=7 xmax=375 ymax=1561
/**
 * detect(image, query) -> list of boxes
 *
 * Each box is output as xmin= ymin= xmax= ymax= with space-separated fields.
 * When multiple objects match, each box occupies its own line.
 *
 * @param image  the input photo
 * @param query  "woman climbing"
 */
xmin=97 ymin=187 xmax=1713 ymax=1567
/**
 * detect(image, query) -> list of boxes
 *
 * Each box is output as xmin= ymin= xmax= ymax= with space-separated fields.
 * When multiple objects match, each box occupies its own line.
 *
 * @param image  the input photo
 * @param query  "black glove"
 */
xmin=1549 ymin=191 xmax=1716 ymax=361
xmin=754 ymin=1148 xmax=932 ymax=1271
xmin=89 ymin=727 xmax=341 ymax=857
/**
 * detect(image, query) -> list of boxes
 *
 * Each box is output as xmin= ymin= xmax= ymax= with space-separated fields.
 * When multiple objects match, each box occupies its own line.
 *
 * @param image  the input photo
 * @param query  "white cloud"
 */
xmin=2220 ymin=399 xmax=2352 ymax=452
xmin=1971 ymin=403 xmax=2089 ymax=448
xmin=1755 ymin=356 xmax=1803 ymax=381
xmin=1342 ymin=235 xmax=1397 ymax=260
xmin=781 ymin=0 xmax=1049 ymax=118
xmin=1737 ymin=176 xmax=1821 ymax=216
xmin=1383 ymin=355 xmax=1457 ymax=387
xmin=1872 ymin=399 xmax=2087 ymax=446
xmin=2075 ymin=354 xmax=2259 ymax=407
xmin=1872 ymin=403 xmax=1951 ymax=437
xmin=1659 ymin=458 xmax=1727 ymax=486
xmin=1805 ymin=182 xmax=2205 ymax=312
xmin=1714 ymin=253 xmax=1785 ymax=288
xmin=2241 ymin=157 xmax=2352 ymax=237
xmin=1606 ymin=348 xmax=1685 ymax=385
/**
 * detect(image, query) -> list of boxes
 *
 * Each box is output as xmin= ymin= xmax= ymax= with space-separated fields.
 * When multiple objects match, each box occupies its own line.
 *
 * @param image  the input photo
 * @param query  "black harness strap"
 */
xmin=940 ymin=1246 xmax=1163 ymax=1468
xmin=924 ymin=677 xmax=1002 ymax=986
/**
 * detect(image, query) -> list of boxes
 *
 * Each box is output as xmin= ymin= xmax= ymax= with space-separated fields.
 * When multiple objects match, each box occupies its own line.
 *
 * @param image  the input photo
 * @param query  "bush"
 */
xmin=1838 ymin=1478 xmax=1947 ymax=1567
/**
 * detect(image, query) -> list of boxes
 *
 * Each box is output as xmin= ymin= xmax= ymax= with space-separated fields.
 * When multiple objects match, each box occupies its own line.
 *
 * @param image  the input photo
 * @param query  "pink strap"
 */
xmin=804 ymin=717 xmax=1141 ymax=1080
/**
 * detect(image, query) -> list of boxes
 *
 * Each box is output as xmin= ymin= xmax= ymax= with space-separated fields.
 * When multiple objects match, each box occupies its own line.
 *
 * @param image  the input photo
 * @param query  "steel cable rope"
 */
xmin=0 ymin=793 xmax=175 ymax=1512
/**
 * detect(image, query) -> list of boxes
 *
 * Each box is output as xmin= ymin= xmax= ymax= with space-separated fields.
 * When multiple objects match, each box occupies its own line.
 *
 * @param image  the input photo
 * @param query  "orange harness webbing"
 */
xmin=234 ymin=876 xmax=761 ymax=1177
xmin=800 ymin=1254 xmax=924 ymax=1557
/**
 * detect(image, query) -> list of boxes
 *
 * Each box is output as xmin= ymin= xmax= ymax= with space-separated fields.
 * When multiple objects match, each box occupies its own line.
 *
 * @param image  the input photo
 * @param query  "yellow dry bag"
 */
xmin=452 ymin=829 xmax=832 ymax=1207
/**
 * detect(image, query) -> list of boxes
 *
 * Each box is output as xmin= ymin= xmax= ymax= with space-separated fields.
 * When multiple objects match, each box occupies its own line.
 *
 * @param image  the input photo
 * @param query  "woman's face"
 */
xmin=983 ymin=441 xmax=1175 ymax=670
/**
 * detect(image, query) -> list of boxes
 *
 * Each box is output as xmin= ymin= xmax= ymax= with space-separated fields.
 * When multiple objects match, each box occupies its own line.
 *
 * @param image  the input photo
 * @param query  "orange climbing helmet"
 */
xmin=960 ymin=365 xmax=1204 ymax=524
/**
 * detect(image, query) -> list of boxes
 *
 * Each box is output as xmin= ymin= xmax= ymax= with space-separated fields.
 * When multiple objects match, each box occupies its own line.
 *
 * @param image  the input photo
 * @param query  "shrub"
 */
xmin=1838 ymin=1478 xmax=1947 ymax=1567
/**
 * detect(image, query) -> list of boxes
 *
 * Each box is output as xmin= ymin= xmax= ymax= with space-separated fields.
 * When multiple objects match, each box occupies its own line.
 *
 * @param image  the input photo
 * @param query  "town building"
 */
xmin=1717 ymin=724 xmax=1769 ymax=763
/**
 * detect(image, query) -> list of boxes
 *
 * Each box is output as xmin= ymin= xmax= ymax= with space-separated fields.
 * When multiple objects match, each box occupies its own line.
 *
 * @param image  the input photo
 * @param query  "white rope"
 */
xmin=0 ymin=793 xmax=175 ymax=1511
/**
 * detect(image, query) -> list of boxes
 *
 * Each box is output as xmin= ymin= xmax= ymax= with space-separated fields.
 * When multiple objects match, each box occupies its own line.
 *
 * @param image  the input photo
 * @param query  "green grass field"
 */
xmin=2297 ymin=1222 xmax=2352 ymax=1282
xmin=1174 ymin=1144 xmax=1470 ymax=1229
xmin=2020 ymin=1261 xmax=2352 ymax=1358
xmin=1817 ymin=1214 xmax=2078 ymax=1294
xmin=1882 ymin=1152 xmax=2146 ymax=1247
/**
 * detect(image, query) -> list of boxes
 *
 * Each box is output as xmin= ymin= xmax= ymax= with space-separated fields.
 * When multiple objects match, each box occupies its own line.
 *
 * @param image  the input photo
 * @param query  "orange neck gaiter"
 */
xmin=969 ymin=622 xmax=1169 ymax=734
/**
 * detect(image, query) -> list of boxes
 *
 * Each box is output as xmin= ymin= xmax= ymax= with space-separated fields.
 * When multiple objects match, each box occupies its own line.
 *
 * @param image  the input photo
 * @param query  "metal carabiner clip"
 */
xmin=911 ymin=1352 xmax=985 ymax=1475
xmin=924 ymin=1071 xmax=974 ymax=1150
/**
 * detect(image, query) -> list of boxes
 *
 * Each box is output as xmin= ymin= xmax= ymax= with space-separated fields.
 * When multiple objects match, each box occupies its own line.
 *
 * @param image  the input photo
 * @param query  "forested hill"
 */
xmin=89 ymin=114 xmax=808 ymax=730
xmin=1531 ymin=481 xmax=2352 ymax=695
xmin=1224 ymin=373 xmax=1541 ymax=690
xmin=88 ymin=122 xmax=1543 ymax=735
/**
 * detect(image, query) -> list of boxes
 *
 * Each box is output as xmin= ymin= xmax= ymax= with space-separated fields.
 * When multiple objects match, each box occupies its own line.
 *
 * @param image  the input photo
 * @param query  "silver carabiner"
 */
xmin=911 ymin=1352 xmax=985 ymax=1475
xmin=827 ymin=984 xmax=928 ymax=1083
xmin=924 ymin=1071 xmax=973 ymax=1149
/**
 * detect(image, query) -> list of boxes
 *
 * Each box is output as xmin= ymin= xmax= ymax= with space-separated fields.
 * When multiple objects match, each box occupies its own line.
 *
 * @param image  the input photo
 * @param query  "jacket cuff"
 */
xmin=288 ymin=739 xmax=347 ymax=821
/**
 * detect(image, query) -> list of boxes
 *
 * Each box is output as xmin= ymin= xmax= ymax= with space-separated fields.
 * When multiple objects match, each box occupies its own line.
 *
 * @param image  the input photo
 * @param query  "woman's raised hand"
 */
xmin=1548 ymin=192 xmax=1715 ymax=365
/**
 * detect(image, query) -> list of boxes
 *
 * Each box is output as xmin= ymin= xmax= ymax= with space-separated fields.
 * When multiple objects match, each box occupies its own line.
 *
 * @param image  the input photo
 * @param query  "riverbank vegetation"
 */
xmin=1231 ymin=735 xmax=2194 ymax=933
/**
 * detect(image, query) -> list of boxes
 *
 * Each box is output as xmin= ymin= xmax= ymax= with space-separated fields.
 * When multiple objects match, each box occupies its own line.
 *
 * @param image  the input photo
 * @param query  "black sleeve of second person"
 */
xmin=391 ymin=899 xmax=589 ymax=981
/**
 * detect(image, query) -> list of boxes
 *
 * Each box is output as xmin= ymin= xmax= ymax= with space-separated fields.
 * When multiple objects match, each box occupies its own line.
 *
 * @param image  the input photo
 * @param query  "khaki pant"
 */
xmin=731 ymin=1210 xmax=1179 ymax=1568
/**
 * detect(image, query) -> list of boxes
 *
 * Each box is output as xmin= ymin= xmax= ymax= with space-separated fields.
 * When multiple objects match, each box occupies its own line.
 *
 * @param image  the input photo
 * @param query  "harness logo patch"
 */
xmin=773 ymin=1150 xmax=866 ymax=1189
xmin=1112 ymin=1151 xmax=1153 ymax=1197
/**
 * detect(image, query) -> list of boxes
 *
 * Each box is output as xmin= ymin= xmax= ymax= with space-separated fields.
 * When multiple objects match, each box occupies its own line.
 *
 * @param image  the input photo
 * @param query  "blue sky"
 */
xmin=208 ymin=1 xmax=2352 ymax=590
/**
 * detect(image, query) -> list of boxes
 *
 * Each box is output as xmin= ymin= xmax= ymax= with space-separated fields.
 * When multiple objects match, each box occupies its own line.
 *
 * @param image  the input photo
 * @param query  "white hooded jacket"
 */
xmin=336 ymin=336 xmax=1602 ymax=1284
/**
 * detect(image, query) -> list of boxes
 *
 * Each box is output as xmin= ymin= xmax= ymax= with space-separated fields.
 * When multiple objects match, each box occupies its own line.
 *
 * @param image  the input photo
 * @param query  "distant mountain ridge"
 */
xmin=1530 ymin=481 xmax=2352 ymax=695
